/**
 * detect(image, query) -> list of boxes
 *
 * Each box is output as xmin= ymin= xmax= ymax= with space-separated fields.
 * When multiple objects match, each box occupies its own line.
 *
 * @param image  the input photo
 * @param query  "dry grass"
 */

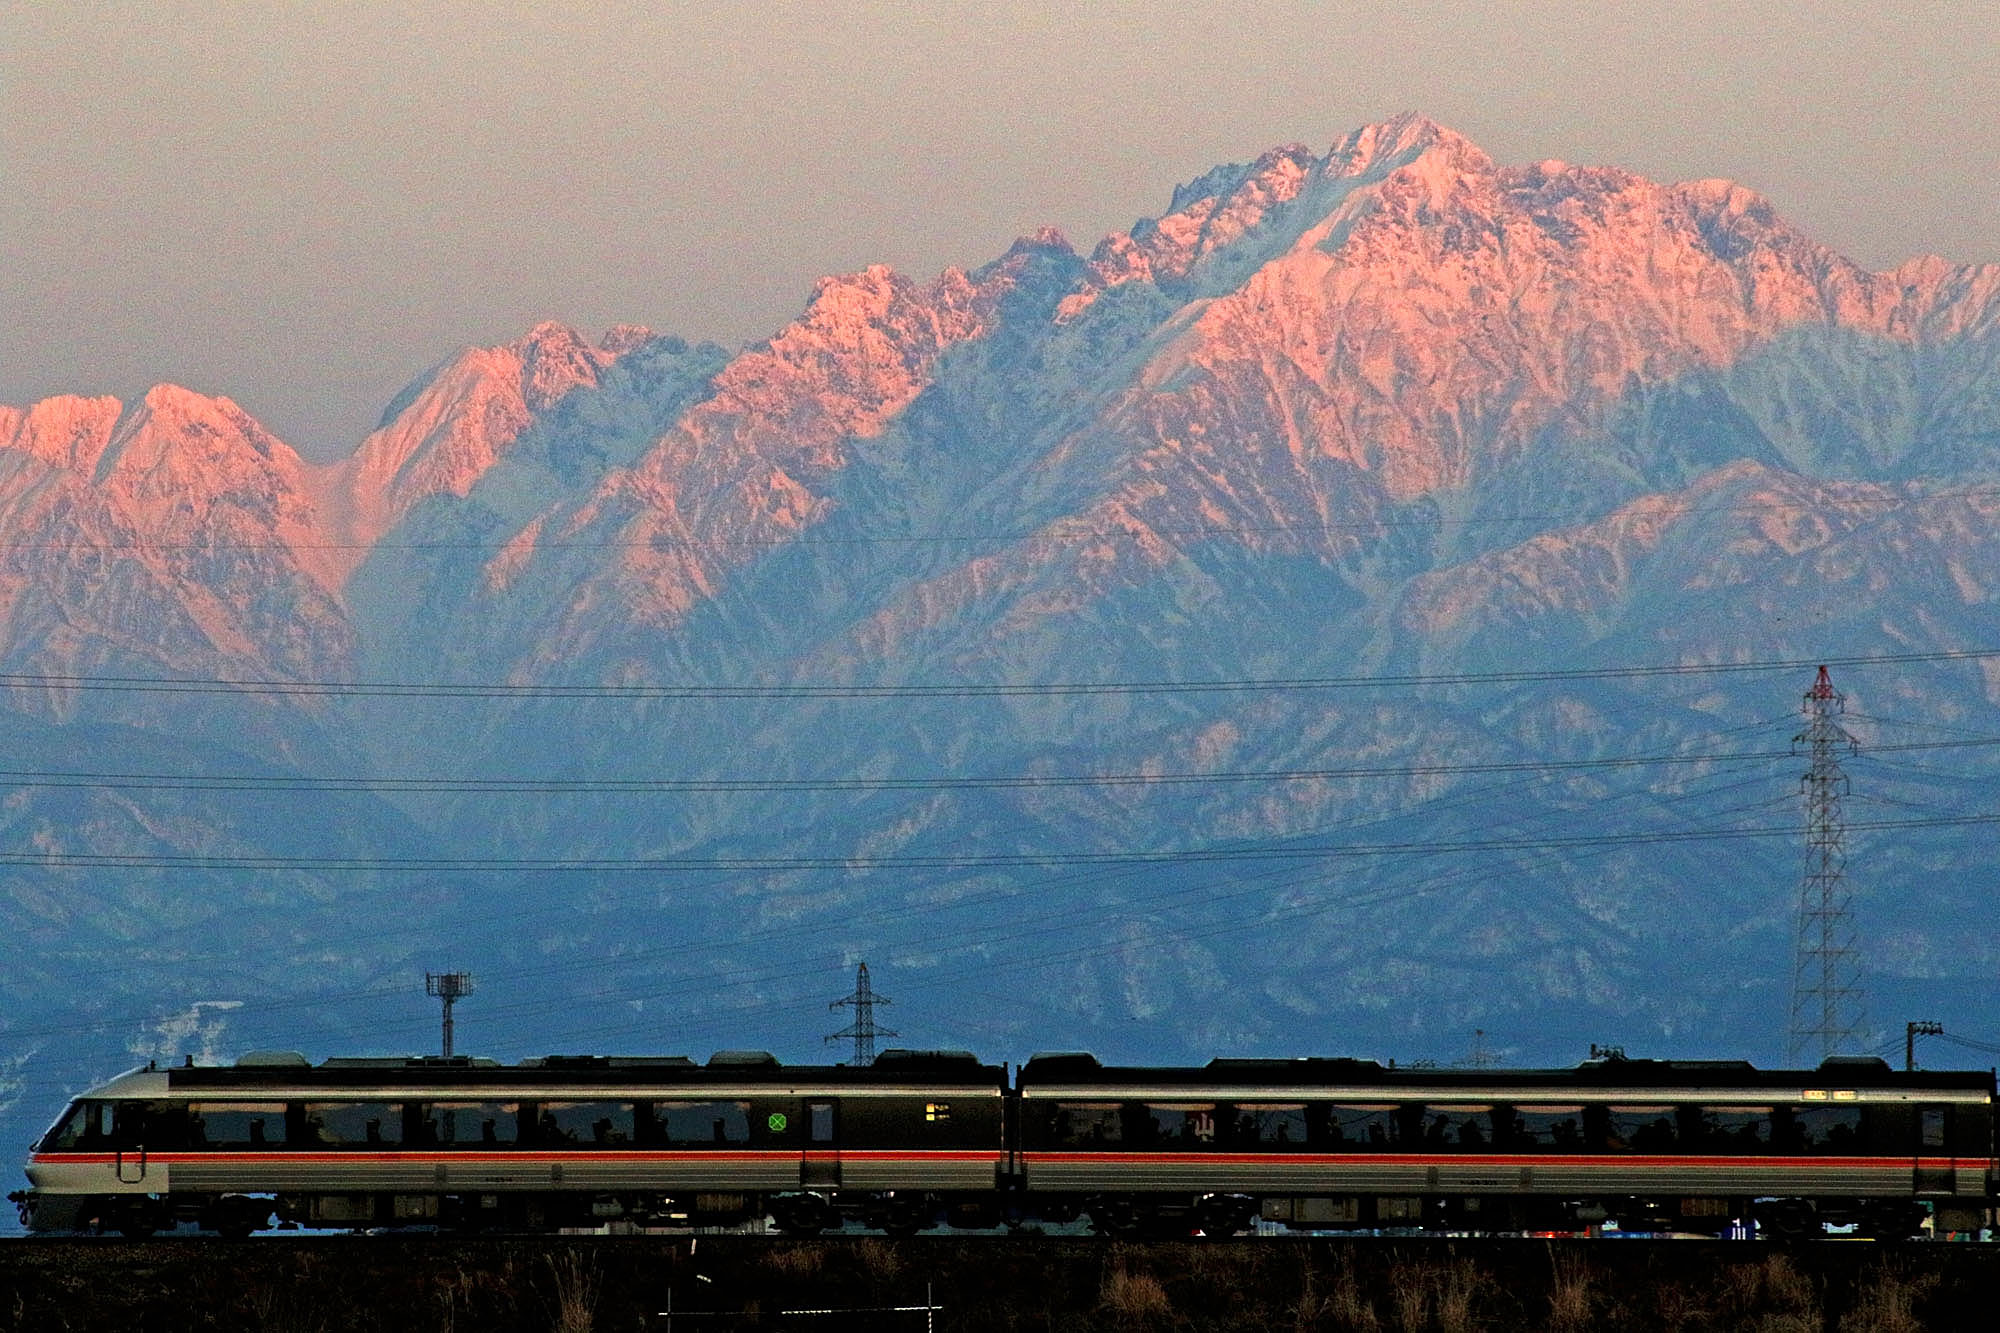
xmin=1710 ymin=1254 xmax=1823 ymax=1332
xmin=1319 ymin=1263 xmax=1380 ymax=1333
xmin=852 ymin=1236 xmax=905 ymax=1282
xmin=541 ymin=1249 xmax=601 ymax=1333
xmin=1100 ymin=1263 xmax=1173 ymax=1327
xmin=1546 ymin=1249 xmax=1594 ymax=1332
xmin=1387 ymin=1256 xmax=1486 ymax=1333
xmin=1652 ymin=1278 xmax=1713 ymax=1333
xmin=760 ymin=1244 xmax=826 ymax=1279
xmin=1764 ymin=1255 xmax=1819 ymax=1314
xmin=1839 ymin=1266 xmax=1939 ymax=1333
xmin=1432 ymin=1259 xmax=1483 ymax=1333
xmin=430 ymin=1262 xmax=479 ymax=1333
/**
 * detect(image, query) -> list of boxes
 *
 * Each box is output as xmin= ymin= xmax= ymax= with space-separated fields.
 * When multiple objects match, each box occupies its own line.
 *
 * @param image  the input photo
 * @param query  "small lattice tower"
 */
xmin=425 ymin=971 xmax=474 ymax=1059
xmin=1787 ymin=666 xmax=1863 ymax=1063
xmin=826 ymin=962 xmax=896 ymax=1066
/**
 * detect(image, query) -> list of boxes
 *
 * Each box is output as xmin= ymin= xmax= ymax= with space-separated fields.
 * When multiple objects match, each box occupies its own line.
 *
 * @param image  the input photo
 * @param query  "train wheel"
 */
xmin=772 ymin=1194 xmax=833 ymax=1235
xmin=880 ymin=1205 xmax=927 ymax=1237
xmin=1754 ymin=1198 xmax=1817 ymax=1241
xmin=874 ymin=1195 xmax=930 ymax=1236
xmin=1196 ymin=1195 xmax=1255 ymax=1237
xmin=112 ymin=1198 xmax=162 ymax=1238
xmin=115 ymin=1213 xmax=158 ymax=1239
xmin=1859 ymin=1201 xmax=1925 ymax=1242
xmin=1086 ymin=1199 xmax=1140 ymax=1237
xmin=209 ymin=1196 xmax=270 ymax=1239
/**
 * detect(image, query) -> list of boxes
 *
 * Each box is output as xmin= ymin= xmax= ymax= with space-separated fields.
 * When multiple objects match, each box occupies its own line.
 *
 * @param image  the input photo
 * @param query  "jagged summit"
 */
xmin=0 ymin=393 xmax=123 ymax=472
xmin=1324 ymin=111 xmax=1489 ymax=178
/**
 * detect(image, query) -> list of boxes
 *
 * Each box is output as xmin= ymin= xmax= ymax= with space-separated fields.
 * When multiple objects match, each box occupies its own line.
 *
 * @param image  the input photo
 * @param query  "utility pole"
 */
xmin=826 ymin=961 xmax=895 ymax=1066
xmin=1906 ymin=1020 xmax=1944 ymax=1072
xmin=1787 ymin=666 xmax=1863 ymax=1064
xmin=425 ymin=971 xmax=474 ymax=1058
xmin=1463 ymin=1029 xmax=1497 ymax=1069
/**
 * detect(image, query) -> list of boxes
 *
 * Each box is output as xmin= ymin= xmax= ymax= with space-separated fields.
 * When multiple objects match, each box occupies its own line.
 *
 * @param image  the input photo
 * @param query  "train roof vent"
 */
xmin=1819 ymin=1055 xmax=1892 ymax=1072
xmin=235 ymin=1050 xmax=311 ymax=1068
xmin=708 ymin=1050 xmax=781 ymax=1068
xmin=874 ymin=1049 xmax=981 ymax=1068
xmin=1022 ymin=1052 xmax=1101 ymax=1075
xmin=320 ymin=1057 xmax=418 ymax=1068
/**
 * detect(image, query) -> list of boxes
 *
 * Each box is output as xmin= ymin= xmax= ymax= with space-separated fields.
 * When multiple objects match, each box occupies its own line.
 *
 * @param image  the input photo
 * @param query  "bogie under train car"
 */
xmin=14 ymin=1048 xmax=1995 ymax=1238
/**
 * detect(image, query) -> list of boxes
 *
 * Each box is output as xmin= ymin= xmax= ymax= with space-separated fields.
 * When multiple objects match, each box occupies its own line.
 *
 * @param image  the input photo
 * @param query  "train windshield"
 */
xmin=36 ymin=1101 xmax=106 ymax=1152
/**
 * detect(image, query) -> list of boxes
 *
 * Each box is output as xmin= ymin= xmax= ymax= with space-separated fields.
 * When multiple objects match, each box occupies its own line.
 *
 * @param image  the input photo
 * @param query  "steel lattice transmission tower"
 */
xmin=425 ymin=971 xmax=474 ymax=1059
xmin=826 ymin=962 xmax=896 ymax=1066
xmin=1787 ymin=666 xmax=1864 ymax=1064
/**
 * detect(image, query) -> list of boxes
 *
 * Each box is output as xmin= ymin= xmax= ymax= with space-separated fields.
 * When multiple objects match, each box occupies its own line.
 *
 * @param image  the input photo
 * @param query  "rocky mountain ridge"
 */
xmin=4 ymin=119 xmax=2000 ymax=1175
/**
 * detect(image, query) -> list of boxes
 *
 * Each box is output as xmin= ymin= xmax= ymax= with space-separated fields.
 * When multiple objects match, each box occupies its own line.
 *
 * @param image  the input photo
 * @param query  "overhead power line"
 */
xmin=1 ymin=812 xmax=1993 ymax=873
xmin=0 ymin=731 xmax=1993 ymax=796
xmin=1 ymin=647 xmax=1998 ymax=700
xmin=0 ymin=745 xmax=1799 ymax=794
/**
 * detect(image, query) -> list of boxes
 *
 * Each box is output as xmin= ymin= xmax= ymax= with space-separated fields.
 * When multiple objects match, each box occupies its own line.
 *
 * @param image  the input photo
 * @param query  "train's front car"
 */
xmin=12 ymin=1064 xmax=176 ymax=1235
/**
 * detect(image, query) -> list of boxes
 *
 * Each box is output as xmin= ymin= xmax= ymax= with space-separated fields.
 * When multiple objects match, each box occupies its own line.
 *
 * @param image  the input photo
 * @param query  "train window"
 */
xmin=416 ymin=1102 xmax=519 ymax=1147
xmin=1147 ymin=1104 xmax=1218 ymax=1146
xmin=1788 ymin=1106 xmax=1863 ymax=1153
xmin=119 ymin=1102 xmax=180 ymax=1148
xmin=40 ymin=1102 xmax=108 ymax=1151
xmin=1235 ymin=1104 xmax=1308 ymax=1146
xmin=1424 ymin=1106 xmax=1493 ymax=1148
xmin=185 ymin=1102 xmax=289 ymax=1149
xmin=1922 ymin=1107 xmax=1947 ymax=1150
xmin=1051 ymin=1103 xmax=1124 ymax=1147
xmin=1510 ymin=1106 xmax=1585 ymax=1151
xmin=304 ymin=1103 xmax=403 ymax=1147
xmin=538 ymin=1101 xmax=637 ymax=1147
xmin=655 ymin=1101 xmax=752 ymax=1145
xmin=1689 ymin=1107 xmax=1772 ymax=1152
xmin=1324 ymin=1105 xmax=1400 ymax=1149
xmin=40 ymin=1102 xmax=179 ymax=1151
xmin=1586 ymin=1105 xmax=1676 ymax=1151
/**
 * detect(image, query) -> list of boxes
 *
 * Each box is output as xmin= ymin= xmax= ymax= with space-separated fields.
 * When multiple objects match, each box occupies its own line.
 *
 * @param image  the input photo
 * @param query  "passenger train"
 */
xmin=13 ymin=1047 xmax=1995 ymax=1238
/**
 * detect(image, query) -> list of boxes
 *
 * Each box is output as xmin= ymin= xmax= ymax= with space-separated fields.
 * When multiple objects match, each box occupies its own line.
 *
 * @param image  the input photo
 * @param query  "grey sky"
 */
xmin=5 ymin=1 xmax=1995 ymax=460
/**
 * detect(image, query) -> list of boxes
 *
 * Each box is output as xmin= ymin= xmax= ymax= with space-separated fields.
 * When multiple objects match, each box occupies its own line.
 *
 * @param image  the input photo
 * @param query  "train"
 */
xmin=12 ymin=1046 xmax=1996 ymax=1239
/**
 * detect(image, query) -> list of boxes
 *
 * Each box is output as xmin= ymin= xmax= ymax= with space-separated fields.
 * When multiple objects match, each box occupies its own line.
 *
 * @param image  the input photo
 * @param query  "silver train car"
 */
xmin=1015 ymin=1053 xmax=1999 ymax=1238
xmin=14 ymin=1047 xmax=1997 ymax=1238
xmin=13 ymin=1048 xmax=1005 ymax=1236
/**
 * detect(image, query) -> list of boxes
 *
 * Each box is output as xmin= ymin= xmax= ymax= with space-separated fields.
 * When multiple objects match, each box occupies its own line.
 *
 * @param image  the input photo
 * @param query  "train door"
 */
xmin=112 ymin=1102 xmax=149 ymax=1185
xmin=801 ymin=1099 xmax=840 ymax=1188
xmin=1914 ymin=1106 xmax=1951 ymax=1196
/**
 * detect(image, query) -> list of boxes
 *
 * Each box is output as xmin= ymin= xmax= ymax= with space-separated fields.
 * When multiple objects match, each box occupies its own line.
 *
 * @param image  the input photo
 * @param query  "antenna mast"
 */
xmin=826 ymin=961 xmax=895 ymax=1066
xmin=425 ymin=971 xmax=474 ymax=1058
xmin=1787 ymin=666 xmax=1863 ymax=1063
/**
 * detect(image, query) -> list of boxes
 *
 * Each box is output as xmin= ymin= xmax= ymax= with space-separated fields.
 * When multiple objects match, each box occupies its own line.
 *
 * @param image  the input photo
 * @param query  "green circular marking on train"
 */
xmin=767 ymin=1113 xmax=788 ymax=1133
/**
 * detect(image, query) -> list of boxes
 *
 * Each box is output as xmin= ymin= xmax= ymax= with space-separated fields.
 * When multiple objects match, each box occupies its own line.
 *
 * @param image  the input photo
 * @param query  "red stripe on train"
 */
xmin=1019 ymin=1152 xmax=1990 ymax=1170
xmin=32 ymin=1149 xmax=1002 ymax=1167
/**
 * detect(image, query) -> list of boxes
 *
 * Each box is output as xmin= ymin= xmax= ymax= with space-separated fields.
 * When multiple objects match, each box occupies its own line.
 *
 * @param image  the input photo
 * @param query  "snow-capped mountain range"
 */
xmin=6 ymin=116 xmax=2000 ymax=1164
